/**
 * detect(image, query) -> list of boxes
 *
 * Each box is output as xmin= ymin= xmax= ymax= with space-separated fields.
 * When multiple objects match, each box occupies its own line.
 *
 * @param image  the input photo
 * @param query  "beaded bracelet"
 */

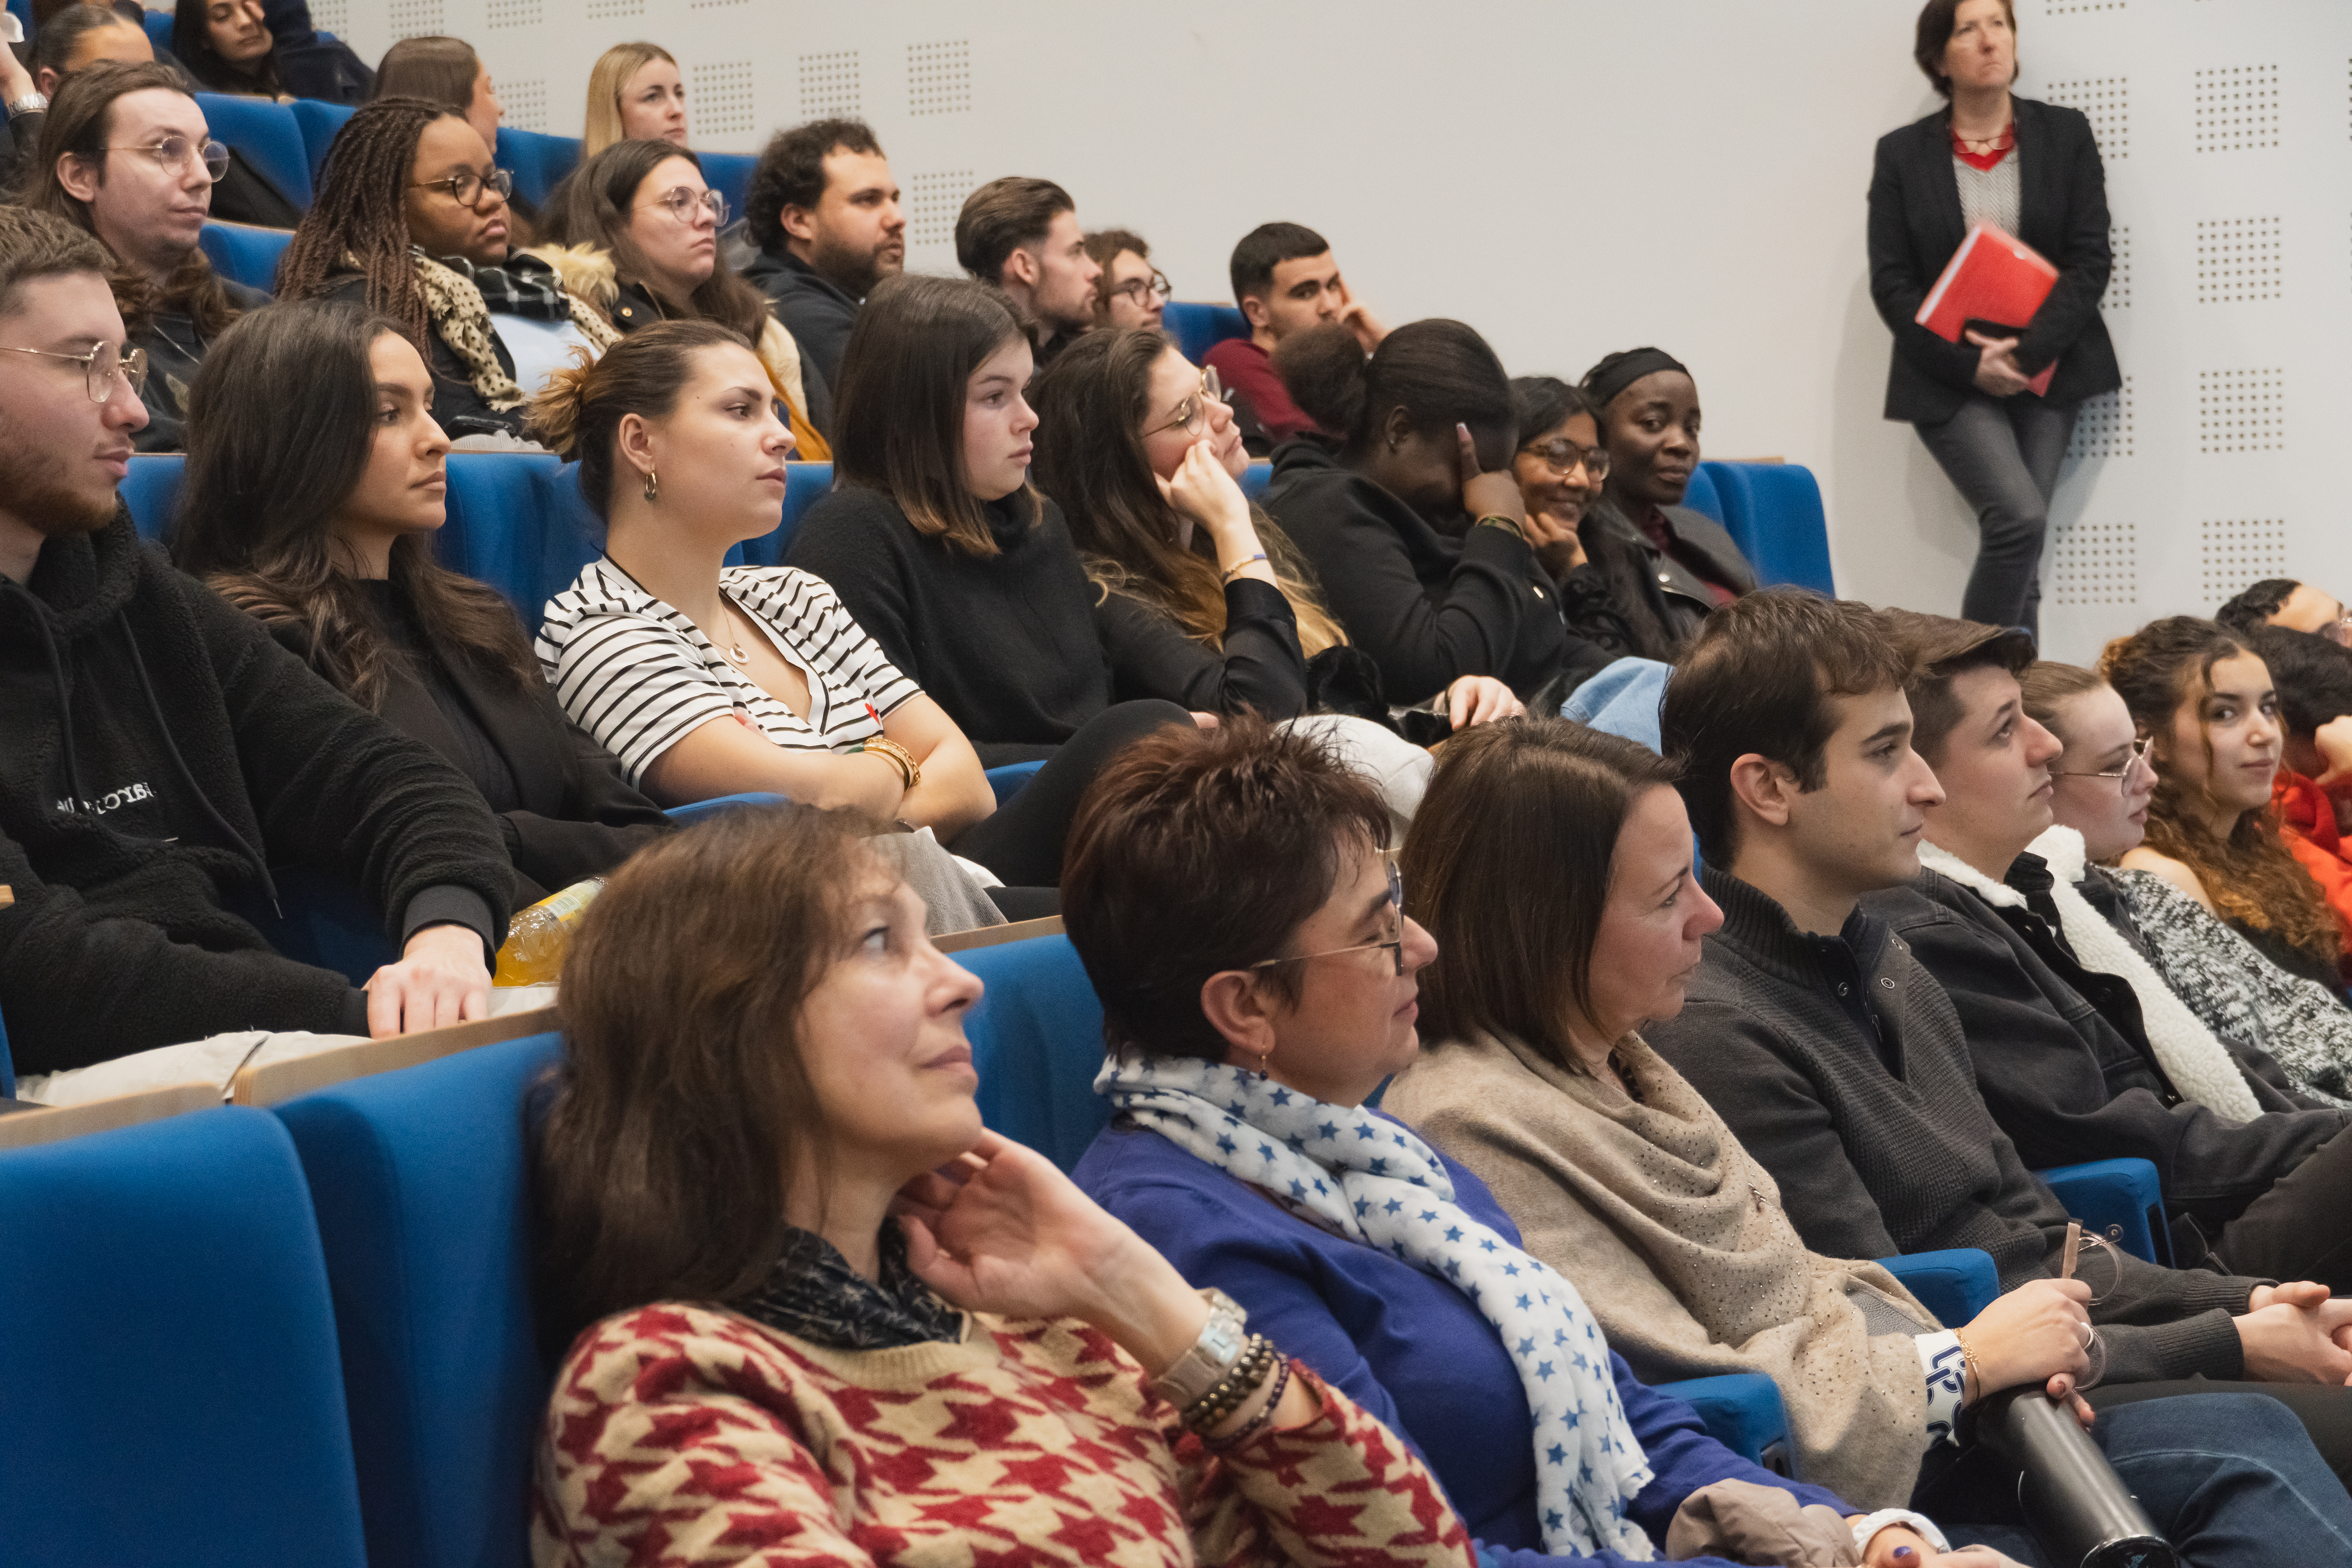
xmin=1181 ymin=1334 xmax=1277 ymax=1433
xmin=1204 ymin=1352 xmax=1292 ymax=1453
xmin=1220 ymin=552 xmax=1270 ymax=582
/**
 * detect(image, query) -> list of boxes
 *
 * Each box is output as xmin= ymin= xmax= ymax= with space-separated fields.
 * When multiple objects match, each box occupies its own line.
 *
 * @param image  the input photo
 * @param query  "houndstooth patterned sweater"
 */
xmin=532 ymin=1302 xmax=1477 ymax=1568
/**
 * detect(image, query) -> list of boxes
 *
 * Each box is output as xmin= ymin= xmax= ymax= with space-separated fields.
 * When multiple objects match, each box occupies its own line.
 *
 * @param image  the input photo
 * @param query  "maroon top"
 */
xmin=1637 ymin=507 xmax=1739 ymax=606
xmin=1204 ymin=337 xmax=1321 ymax=443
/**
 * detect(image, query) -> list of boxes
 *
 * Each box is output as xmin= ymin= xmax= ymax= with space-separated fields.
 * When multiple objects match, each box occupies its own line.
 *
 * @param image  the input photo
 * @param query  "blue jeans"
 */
xmin=1943 ymin=1392 xmax=2352 ymax=1567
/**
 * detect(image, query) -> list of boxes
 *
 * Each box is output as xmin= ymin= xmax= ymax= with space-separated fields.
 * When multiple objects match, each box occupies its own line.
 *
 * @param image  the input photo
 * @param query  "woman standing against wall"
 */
xmin=1867 ymin=0 xmax=2119 ymax=641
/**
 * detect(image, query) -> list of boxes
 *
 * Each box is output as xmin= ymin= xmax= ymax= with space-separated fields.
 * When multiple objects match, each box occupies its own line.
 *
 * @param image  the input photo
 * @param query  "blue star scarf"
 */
xmin=1096 ymin=1053 xmax=1657 ymax=1560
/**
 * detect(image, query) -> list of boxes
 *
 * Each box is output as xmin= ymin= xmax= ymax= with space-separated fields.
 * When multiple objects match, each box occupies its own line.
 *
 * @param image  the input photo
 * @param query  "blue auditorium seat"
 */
xmin=742 ymin=460 xmax=832 ymax=566
xmin=196 ymin=93 xmax=313 ymax=209
xmin=274 ymin=1032 xmax=564 ymax=1568
xmin=0 ymin=1108 xmax=370 ymax=1567
xmin=197 ymin=220 xmax=293 ymax=294
xmin=7 ymin=0 xmax=32 ymax=43
xmin=1679 ymin=463 xmax=1724 ymax=524
xmin=142 ymin=5 xmax=172 ymax=51
xmin=666 ymin=791 xmax=791 ymax=823
xmin=699 ymin=150 xmax=756 ymax=225
xmin=986 ymin=759 xmax=1044 ymax=804
xmin=960 ymin=934 xmax=1112 ymax=1171
xmin=497 ymin=126 xmax=581 ymax=209
xmin=1238 ymin=459 xmax=1271 ymax=501
xmin=122 ymin=452 xmax=183 ymax=541
xmin=1700 ymin=461 xmax=1835 ymax=596
xmin=1880 ymin=1247 xmax=2002 ymax=1325
xmin=2039 ymin=1157 xmax=2168 ymax=1266
xmin=0 ymin=995 xmax=13 ymax=1099
xmin=1652 ymin=1374 xmax=1794 ymax=1475
xmin=291 ymin=97 xmax=357 ymax=186
xmin=1162 ymin=301 xmax=1249 ymax=364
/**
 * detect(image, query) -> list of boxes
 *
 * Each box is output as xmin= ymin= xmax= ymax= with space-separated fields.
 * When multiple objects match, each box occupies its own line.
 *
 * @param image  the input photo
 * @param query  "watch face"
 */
xmin=1200 ymin=1316 xmax=1247 ymax=1364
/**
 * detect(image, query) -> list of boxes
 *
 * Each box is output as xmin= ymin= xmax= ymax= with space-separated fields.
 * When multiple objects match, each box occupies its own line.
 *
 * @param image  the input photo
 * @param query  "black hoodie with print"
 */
xmin=0 ymin=510 xmax=512 ymax=1075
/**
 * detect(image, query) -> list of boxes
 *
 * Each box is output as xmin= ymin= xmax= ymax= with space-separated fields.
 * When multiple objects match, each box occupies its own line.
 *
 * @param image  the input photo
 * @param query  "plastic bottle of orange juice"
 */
xmin=492 ymin=877 xmax=606 ymax=986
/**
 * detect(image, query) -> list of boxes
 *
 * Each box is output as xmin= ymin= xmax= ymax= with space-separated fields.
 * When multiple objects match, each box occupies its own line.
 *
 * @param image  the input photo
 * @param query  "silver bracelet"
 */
xmin=1148 ymin=1288 xmax=1249 ymax=1410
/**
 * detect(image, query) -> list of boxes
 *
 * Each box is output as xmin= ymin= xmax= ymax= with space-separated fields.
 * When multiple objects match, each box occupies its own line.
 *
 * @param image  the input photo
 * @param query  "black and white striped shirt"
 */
xmin=537 ymin=557 xmax=922 ymax=788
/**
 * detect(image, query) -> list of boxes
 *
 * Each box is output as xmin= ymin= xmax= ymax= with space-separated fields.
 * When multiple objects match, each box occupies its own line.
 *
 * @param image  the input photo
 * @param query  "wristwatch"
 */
xmin=1149 ymin=1288 xmax=1250 ymax=1410
xmin=5 ymin=91 xmax=48 ymax=119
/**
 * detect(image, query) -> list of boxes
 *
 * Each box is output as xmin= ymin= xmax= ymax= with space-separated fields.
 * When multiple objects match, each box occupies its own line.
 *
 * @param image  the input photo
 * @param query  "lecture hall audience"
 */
xmin=739 ymin=116 xmax=902 ymax=395
xmin=370 ymin=35 xmax=503 ymax=162
xmin=578 ymin=40 xmax=685 ymax=157
xmin=1206 ymin=220 xmax=1382 ymax=453
xmin=171 ymin=0 xmax=370 ymax=104
xmin=952 ymin=174 xmax=1098 ymax=371
xmin=27 ymin=60 xmax=260 ymax=452
xmin=0 ymin=205 xmax=507 ymax=1072
xmin=1084 ymin=225 xmax=1167 ymax=331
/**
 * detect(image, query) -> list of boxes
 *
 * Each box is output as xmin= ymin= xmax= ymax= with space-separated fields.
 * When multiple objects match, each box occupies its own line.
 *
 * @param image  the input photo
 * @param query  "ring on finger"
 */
xmin=2080 ymin=1321 xmax=2095 ymax=1351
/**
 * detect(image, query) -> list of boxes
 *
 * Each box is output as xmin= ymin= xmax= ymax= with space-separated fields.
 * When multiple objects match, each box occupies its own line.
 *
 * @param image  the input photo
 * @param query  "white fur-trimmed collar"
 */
xmin=2032 ymin=825 xmax=2089 ymax=884
xmin=1916 ymin=838 xmax=2026 ymax=907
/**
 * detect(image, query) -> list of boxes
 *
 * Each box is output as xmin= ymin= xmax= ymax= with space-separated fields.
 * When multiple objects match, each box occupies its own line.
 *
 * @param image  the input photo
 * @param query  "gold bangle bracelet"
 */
xmin=857 ymin=736 xmax=920 ymax=790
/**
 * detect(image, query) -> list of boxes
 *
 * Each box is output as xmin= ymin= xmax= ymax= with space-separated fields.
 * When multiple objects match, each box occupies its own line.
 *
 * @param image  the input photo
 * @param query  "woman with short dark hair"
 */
xmin=171 ymin=298 xmax=671 ymax=908
xmin=1266 ymin=319 xmax=1607 ymax=710
xmin=531 ymin=802 xmax=1479 ymax=1566
xmin=1869 ymin=0 xmax=2120 ymax=640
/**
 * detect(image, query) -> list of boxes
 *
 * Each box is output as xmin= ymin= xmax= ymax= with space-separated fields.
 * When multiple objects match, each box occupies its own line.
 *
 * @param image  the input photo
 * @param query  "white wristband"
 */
xmin=1850 ymin=1507 xmax=1951 ymax=1558
xmin=1913 ymin=1329 xmax=1967 ymax=1446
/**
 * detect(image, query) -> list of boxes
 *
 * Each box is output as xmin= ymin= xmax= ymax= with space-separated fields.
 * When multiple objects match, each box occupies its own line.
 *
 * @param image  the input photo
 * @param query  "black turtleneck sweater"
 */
xmin=784 ymin=485 xmax=1112 ymax=767
xmin=0 ymin=515 xmax=511 ymax=1073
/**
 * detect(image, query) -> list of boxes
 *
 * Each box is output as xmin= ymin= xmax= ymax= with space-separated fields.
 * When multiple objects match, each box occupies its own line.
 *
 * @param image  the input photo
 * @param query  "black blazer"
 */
xmin=1867 ymin=96 xmax=2122 ymax=423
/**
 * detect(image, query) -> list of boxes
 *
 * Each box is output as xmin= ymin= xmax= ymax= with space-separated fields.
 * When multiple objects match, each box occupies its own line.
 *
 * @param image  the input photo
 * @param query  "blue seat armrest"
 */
xmin=1879 ymin=1248 xmax=2002 ymax=1325
xmin=986 ymin=760 xmax=1045 ymax=805
xmin=1652 ymin=1373 xmax=1795 ymax=1477
xmin=2035 ymin=1157 xmax=2169 ymax=1266
xmin=666 ymin=791 xmax=789 ymax=825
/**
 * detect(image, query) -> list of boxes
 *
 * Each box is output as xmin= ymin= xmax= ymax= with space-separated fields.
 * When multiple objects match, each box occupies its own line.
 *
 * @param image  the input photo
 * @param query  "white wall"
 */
xmin=330 ymin=0 xmax=2352 ymax=662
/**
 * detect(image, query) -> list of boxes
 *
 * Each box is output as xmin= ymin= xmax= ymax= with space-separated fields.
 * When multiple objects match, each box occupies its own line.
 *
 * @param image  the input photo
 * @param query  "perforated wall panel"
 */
xmin=2200 ymin=519 xmax=2288 ymax=603
xmin=799 ymin=51 xmax=859 ymax=119
xmin=2051 ymin=518 xmax=2137 ymax=607
xmin=502 ymin=76 xmax=546 ymax=132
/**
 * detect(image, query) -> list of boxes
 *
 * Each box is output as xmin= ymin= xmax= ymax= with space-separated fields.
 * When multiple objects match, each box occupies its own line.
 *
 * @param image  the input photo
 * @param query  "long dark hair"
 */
xmin=1405 ymin=718 xmax=1680 ymax=1069
xmin=171 ymin=298 xmax=540 ymax=708
xmin=25 ymin=61 xmax=241 ymax=337
xmin=525 ymin=317 xmax=749 ymax=522
xmin=1276 ymin=317 xmax=1515 ymax=465
xmin=370 ymin=34 xmax=478 ymax=110
xmin=1030 ymin=327 xmax=1342 ymax=656
xmin=278 ymin=96 xmax=457 ymax=341
xmin=2100 ymin=617 xmax=2339 ymax=967
xmin=171 ymin=0 xmax=276 ymax=93
xmin=832 ymin=272 xmax=1034 ymax=557
xmin=535 ymin=805 xmax=871 ymax=1336
xmin=542 ymin=138 xmax=770 ymax=344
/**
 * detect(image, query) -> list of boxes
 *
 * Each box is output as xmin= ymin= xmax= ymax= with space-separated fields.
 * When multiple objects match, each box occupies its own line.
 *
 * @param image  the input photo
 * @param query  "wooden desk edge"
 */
xmin=232 ymin=1003 xmax=563 ymax=1107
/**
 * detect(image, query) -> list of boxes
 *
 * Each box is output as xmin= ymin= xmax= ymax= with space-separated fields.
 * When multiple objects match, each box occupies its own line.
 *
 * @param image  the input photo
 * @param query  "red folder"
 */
xmin=1916 ymin=224 xmax=2058 ymax=396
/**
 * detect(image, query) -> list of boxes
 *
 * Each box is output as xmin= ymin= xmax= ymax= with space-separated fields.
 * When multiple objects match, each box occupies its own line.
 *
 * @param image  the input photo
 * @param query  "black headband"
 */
xmin=1581 ymin=347 xmax=1690 ymax=410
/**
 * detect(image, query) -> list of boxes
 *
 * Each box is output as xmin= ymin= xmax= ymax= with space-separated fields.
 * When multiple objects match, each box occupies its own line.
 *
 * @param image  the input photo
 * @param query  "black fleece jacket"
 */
xmin=0 ymin=514 xmax=512 ymax=1073
xmin=1648 ymin=867 xmax=2256 ymax=1387
xmin=1869 ymin=860 xmax=2352 ymax=1227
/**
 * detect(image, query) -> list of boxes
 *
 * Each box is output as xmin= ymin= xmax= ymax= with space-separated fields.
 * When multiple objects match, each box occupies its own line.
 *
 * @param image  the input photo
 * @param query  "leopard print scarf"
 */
xmin=401 ymin=251 xmax=621 ymax=411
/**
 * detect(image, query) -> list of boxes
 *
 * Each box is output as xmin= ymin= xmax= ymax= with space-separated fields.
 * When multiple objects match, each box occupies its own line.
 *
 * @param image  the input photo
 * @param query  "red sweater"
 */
xmin=1204 ymin=338 xmax=1321 ymax=445
xmin=2273 ymin=770 xmax=2352 ymax=966
xmin=533 ymin=1302 xmax=1479 ymax=1567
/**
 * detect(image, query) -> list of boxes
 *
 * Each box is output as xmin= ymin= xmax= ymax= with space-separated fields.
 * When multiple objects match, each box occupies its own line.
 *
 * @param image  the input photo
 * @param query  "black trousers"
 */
xmin=2207 ymin=1122 xmax=2352 ymax=1293
xmin=949 ymin=701 xmax=1191 ymax=888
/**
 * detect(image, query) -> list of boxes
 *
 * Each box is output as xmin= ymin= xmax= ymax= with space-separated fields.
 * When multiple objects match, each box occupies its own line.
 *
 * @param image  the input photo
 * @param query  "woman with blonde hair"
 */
xmin=580 ymin=41 xmax=686 ymax=158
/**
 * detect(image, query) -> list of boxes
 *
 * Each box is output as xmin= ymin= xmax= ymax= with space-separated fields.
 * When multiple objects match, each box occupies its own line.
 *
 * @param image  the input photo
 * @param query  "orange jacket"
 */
xmin=2273 ymin=770 xmax=2352 ymax=960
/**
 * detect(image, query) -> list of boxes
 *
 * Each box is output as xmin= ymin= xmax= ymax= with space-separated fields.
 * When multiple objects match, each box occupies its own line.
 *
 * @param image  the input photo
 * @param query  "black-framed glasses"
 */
xmin=0 ymin=339 xmax=145 ymax=402
xmin=1521 ymin=436 xmax=1610 ymax=480
xmin=2051 ymin=735 xmax=2154 ymax=793
xmin=1250 ymin=852 xmax=1405 ymax=977
xmin=1143 ymin=365 xmax=1227 ymax=439
xmin=640 ymin=185 xmax=727 ymax=228
xmin=409 ymin=165 xmax=514 ymax=209
xmin=1112 ymin=268 xmax=1172 ymax=307
xmin=107 ymin=135 xmax=230 ymax=182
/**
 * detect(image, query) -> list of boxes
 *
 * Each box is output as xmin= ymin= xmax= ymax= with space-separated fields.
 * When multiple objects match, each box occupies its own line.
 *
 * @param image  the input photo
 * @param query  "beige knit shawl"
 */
xmin=1386 ymin=1029 xmax=1938 ymax=1508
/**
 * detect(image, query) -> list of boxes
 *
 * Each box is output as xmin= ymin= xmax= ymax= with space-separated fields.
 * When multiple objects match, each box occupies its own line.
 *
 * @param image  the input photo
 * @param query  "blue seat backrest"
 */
xmin=2038 ymin=1157 xmax=2169 ymax=1266
xmin=698 ymin=151 xmax=756 ymax=225
xmin=195 ymin=92 xmax=312 ymax=209
xmin=960 ymin=935 xmax=1111 ymax=1171
xmin=123 ymin=452 xmax=185 ymax=542
xmin=1651 ymin=1374 xmax=1793 ymax=1474
xmin=1699 ymin=461 xmax=1835 ymax=596
xmin=986 ymin=759 xmax=1044 ymax=805
xmin=1239 ymin=459 xmax=1271 ymax=502
xmin=666 ymin=790 xmax=789 ymax=824
xmin=439 ymin=454 xmax=605 ymax=633
xmin=7 ymin=0 xmax=32 ymax=43
xmin=142 ymin=5 xmax=172 ymax=51
xmin=198 ymin=220 xmax=293 ymax=294
xmin=1679 ymin=464 xmax=1725 ymax=525
xmin=1879 ymin=1248 xmax=2001 ymax=1325
xmin=740 ymin=462 xmax=833 ymax=567
xmin=0 ymin=993 xmax=13 ymax=1098
xmin=498 ymin=126 xmax=582 ymax=209
xmin=274 ymin=1031 xmax=566 ymax=1568
xmin=291 ymin=98 xmax=357 ymax=187
xmin=1162 ymin=301 xmax=1249 ymax=365
xmin=0 ymin=1107 xmax=369 ymax=1567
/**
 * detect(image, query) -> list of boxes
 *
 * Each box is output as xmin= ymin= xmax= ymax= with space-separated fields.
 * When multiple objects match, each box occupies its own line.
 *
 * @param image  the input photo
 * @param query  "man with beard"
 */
xmin=0 ymin=207 xmax=514 ymax=1076
xmin=954 ymin=175 xmax=1100 ymax=373
xmin=740 ymin=118 xmax=905 ymax=400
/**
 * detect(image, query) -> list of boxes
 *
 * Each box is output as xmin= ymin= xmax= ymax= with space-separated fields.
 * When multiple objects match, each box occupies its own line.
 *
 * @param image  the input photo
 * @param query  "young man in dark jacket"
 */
xmin=739 ymin=116 xmax=902 ymax=398
xmin=1644 ymin=590 xmax=2352 ymax=1462
xmin=0 ymin=206 xmax=509 ymax=1076
xmin=1870 ymin=610 xmax=2352 ymax=1289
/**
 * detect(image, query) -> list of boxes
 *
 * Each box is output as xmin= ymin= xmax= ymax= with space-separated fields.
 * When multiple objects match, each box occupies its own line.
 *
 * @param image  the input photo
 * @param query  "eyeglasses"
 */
xmin=1111 ymin=269 xmax=1172 ymax=307
xmin=1520 ymin=436 xmax=1610 ymax=480
xmin=2051 ymin=735 xmax=2155 ymax=794
xmin=105 ymin=136 xmax=232 ymax=182
xmin=0 ymin=339 xmax=145 ymax=402
xmin=1250 ymin=853 xmax=1406 ymax=978
xmin=1143 ymin=365 xmax=1227 ymax=440
xmin=409 ymin=165 xmax=514 ymax=209
xmin=640 ymin=185 xmax=727 ymax=228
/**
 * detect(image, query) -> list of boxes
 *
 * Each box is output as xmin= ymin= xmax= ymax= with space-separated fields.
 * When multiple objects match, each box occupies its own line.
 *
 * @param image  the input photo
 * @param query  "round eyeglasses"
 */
xmin=1111 ymin=269 xmax=1173 ymax=307
xmin=106 ymin=135 xmax=231 ymax=183
xmin=1520 ymin=436 xmax=1610 ymax=480
xmin=409 ymin=165 xmax=514 ymax=209
xmin=2051 ymin=735 xmax=2154 ymax=794
xmin=1143 ymin=365 xmax=1228 ymax=440
xmin=0 ymin=339 xmax=146 ymax=402
xmin=1249 ymin=853 xmax=1405 ymax=977
xmin=640 ymin=185 xmax=728 ymax=228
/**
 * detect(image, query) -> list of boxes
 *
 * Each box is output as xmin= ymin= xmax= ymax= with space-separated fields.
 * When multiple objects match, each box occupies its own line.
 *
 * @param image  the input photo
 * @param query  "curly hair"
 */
xmin=276 ymin=96 xmax=457 ymax=342
xmin=2100 ymin=617 xmax=2340 ymax=967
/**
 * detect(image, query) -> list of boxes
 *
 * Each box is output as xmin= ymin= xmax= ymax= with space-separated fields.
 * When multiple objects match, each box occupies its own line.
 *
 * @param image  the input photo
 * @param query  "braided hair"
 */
xmin=277 ymin=96 xmax=457 ymax=342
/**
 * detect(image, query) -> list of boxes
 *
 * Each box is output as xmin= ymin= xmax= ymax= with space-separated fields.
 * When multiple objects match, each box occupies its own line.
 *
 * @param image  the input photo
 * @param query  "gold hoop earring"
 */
xmin=643 ymin=468 xmax=659 ymax=503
